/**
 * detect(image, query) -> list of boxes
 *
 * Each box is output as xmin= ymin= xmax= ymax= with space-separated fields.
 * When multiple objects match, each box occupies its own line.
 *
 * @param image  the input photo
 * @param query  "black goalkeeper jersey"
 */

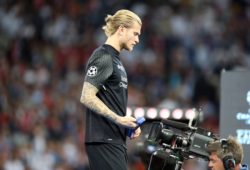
xmin=84 ymin=44 xmax=128 ymax=145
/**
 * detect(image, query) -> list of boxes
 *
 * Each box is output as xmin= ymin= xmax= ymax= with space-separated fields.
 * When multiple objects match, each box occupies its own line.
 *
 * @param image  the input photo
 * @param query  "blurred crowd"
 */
xmin=0 ymin=0 xmax=249 ymax=170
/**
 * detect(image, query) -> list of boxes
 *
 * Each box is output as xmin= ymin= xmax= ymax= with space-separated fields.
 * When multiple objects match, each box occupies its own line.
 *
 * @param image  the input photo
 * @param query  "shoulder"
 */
xmin=85 ymin=46 xmax=115 ymax=75
xmin=93 ymin=46 xmax=112 ymax=58
xmin=88 ymin=46 xmax=113 ymax=65
xmin=88 ymin=46 xmax=113 ymax=63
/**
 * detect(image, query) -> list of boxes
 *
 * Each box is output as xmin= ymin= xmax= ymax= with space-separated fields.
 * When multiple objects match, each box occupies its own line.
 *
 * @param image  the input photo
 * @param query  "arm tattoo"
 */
xmin=80 ymin=82 xmax=119 ymax=122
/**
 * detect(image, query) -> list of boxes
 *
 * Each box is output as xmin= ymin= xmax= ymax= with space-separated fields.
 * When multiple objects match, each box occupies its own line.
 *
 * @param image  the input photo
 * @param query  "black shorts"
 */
xmin=86 ymin=143 xmax=128 ymax=170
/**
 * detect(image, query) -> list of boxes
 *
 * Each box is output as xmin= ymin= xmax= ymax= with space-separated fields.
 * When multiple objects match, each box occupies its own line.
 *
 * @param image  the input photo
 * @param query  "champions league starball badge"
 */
xmin=87 ymin=66 xmax=98 ymax=77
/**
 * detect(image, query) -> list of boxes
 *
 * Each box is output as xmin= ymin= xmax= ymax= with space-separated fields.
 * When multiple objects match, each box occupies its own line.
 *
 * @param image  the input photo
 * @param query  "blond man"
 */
xmin=80 ymin=9 xmax=142 ymax=170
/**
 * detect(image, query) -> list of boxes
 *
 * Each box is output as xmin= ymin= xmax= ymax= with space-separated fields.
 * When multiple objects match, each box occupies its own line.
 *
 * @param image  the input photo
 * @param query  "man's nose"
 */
xmin=135 ymin=36 xmax=139 ymax=44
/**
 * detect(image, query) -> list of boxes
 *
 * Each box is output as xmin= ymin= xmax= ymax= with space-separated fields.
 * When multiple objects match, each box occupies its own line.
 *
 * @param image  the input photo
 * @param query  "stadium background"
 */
xmin=0 ymin=0 xmax=249 ymax=169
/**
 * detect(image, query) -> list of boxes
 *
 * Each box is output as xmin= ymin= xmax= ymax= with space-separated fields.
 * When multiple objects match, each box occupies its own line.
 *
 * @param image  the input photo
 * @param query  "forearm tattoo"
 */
xmin=80 ymin=82 xmax=118 ymax=122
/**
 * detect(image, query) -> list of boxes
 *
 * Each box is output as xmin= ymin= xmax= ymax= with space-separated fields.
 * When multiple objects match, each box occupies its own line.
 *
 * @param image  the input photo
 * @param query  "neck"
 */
xmin=234 ymin=164 xmax=241 ymax=170
xmin=105 ymin=35 xmax=121 ymax=52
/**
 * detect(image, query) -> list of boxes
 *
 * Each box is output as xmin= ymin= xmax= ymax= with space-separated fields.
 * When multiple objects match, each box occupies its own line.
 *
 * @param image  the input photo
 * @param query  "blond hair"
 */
xmin=102 ymin=9 xmax=142 ymax=37
xmin=207 ymin=136 xmax=243 ymax=164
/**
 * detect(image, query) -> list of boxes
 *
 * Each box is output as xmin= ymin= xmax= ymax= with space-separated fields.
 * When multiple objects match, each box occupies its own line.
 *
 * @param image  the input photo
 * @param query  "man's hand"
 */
xmin=116 ymin=115 xmax=137 ymax=128
xmin=130 ymin=127 xmax=141 ymax=139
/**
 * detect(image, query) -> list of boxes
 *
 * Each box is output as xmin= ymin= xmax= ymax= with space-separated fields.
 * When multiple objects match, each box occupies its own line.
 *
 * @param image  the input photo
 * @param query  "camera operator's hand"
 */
xmin=116 ymin=115 xmax=137 ymax=128
xmin=130 ymin=127 xmax=141 ymax=139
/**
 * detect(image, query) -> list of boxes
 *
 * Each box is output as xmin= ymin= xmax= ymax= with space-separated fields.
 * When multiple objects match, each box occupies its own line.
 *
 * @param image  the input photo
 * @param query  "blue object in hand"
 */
xmin=127 ymin=117 xmax=145 ymax=138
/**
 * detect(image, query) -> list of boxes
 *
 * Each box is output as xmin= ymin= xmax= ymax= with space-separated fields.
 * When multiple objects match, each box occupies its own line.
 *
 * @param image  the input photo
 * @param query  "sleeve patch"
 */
xmin=87 ymin=66 xmax=98 ymax=77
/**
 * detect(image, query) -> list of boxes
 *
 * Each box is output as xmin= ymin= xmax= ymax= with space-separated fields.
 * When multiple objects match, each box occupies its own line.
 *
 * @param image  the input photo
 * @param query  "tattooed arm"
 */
xmin=80 ymin=82 xmax=137 ymax=128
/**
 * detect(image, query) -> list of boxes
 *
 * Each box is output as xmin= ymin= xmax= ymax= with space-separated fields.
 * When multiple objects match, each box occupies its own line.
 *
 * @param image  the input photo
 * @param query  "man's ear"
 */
xmin=117 ymin=25 xmax=125 ymax=36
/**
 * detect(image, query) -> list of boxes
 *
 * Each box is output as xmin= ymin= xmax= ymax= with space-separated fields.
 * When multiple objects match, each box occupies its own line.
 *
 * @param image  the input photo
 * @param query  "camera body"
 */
xmin=147 ymin=119 xmax=216 ymax=160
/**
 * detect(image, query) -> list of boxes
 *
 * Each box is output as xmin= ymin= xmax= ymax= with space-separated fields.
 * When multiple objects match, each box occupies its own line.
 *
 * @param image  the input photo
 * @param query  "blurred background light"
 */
xmin=185 ymin=109 xmax=196 ymax=120
xmin=126 ymin=107 xmax=132 ymax=116
xmin=146 ymin=107 xmax=158 ymax=119
xmin=134 ymin=107 xmax=145 ymax=118
xmin=159 ymin=108 xmax=171 ymax=119
xmin=172 ymin=108 xmax=183 ymax=120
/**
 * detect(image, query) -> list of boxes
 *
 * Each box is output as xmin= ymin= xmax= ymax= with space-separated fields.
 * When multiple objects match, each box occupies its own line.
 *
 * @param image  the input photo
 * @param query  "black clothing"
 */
xmin=86 ymin=143 xmax=128 ymax=170
xmin=84 ymin=44 xmax=129 ymax=170
xmin=84 ymin=44 xmax=128 ymax=145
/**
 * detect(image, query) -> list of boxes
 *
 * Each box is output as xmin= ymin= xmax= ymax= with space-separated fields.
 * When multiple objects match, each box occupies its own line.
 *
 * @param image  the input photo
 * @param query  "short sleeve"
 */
xmin=84 ymin=52 xmax=113 ymax=89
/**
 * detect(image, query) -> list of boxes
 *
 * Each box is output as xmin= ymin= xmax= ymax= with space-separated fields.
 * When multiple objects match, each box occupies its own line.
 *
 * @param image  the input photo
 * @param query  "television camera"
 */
xmin=146 ymin=110 xmax=217 ymax=170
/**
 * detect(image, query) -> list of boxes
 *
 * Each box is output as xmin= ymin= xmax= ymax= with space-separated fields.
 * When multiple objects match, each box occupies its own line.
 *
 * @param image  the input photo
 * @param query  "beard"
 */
xmin=121 ymin=42 xmax=133 ymax=51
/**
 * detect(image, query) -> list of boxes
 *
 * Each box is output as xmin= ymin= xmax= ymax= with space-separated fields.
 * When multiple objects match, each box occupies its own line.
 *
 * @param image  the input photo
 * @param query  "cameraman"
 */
xmin=207 ymin=136 xmax=248 ymax=170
